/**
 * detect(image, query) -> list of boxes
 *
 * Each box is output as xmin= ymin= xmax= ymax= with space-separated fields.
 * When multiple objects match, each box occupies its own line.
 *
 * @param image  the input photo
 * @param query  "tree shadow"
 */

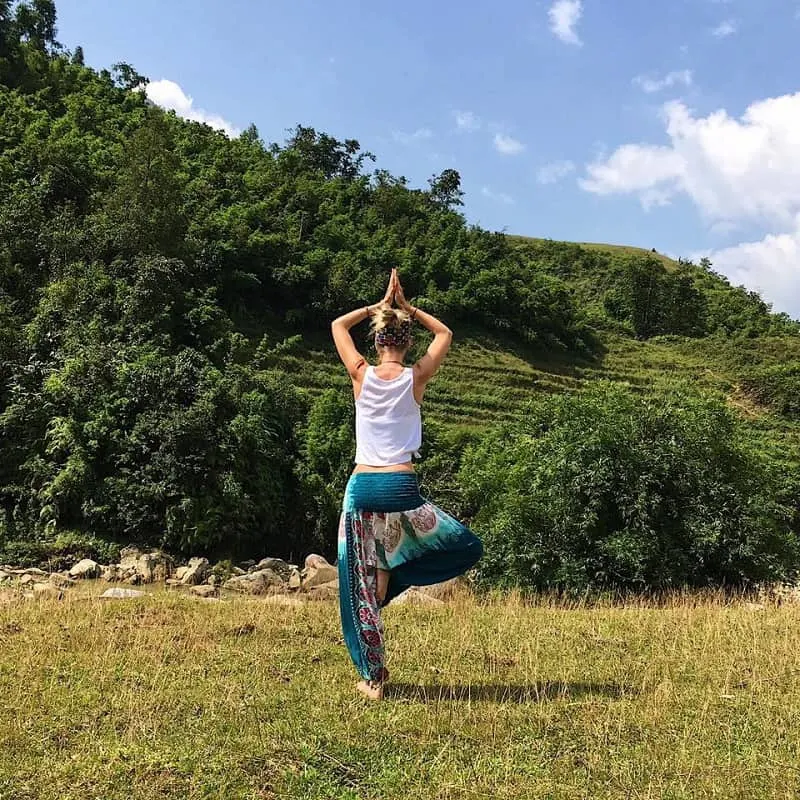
xmin=385 ymin=680 xmax=636 ymax=704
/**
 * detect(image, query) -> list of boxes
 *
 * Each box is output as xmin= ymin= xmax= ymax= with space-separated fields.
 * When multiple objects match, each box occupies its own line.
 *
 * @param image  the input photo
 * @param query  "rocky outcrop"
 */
xmin=105 ymin=547 xmax=174 ymax=584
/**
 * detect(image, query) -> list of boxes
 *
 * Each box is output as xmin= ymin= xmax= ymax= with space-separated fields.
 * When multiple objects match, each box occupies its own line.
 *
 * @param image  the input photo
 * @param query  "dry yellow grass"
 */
xmin=2 ymin=589 xmax=800 ymax=799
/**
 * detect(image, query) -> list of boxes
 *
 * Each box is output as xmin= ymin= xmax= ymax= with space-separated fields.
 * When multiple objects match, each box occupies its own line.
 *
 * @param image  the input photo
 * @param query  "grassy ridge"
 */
xmin=508 ymin=235 xmax=680 ymax=270
xmin=4 ymin=590 xmax=800 ymax=798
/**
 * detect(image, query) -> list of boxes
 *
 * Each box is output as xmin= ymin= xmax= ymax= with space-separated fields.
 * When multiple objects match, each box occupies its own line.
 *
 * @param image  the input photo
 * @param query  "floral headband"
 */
xmin=375 ymin=319 xmax=412 ymax=348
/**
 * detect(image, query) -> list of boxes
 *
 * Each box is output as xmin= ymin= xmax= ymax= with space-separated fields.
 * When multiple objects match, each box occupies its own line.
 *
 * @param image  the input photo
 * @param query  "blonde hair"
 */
xmin=370 ymin=305 xmax=411 ymax=334
xmin=370 ymin=305 xmax=412 ymax=349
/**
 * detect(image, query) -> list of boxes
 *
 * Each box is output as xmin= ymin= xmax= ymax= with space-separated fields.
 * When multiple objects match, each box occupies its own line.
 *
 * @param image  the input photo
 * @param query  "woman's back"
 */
xmin=354 ymin=366 xmax=421 ymax=467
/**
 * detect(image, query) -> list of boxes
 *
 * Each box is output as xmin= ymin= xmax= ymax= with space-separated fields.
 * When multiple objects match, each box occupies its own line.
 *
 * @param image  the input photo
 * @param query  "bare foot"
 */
xmin=356 ymin=680 xmax=384 ymax=700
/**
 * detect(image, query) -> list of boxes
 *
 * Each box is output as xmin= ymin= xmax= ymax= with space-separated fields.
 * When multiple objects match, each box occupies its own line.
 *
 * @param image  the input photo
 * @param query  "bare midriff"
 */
xmin=353 ymin=462 xmax=414 ymax=474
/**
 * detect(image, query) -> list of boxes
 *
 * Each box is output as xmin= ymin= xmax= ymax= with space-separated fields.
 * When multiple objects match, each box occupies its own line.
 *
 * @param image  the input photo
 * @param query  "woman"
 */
xmin=331 ymin=269 xmax=483 ymax=700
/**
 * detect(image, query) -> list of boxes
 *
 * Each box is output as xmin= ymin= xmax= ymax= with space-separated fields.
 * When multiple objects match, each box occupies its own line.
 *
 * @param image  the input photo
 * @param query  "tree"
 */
xmin=428 ymin=168 xmax=464 ymax=208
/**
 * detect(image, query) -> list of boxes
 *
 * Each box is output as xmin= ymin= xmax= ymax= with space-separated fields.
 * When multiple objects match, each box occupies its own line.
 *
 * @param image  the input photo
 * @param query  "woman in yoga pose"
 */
xmin=331 ymin=269 xmax=483 ymax=700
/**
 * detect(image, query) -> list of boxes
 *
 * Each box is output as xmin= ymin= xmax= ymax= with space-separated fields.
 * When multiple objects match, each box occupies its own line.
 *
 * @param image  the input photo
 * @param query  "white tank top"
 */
xmin=354 ymin=366 xmax=422 ymax=466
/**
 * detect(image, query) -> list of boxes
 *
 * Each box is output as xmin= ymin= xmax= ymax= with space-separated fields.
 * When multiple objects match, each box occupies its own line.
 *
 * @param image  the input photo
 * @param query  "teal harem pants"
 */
xmin=337 ymin=472 xmax=483 ymax=682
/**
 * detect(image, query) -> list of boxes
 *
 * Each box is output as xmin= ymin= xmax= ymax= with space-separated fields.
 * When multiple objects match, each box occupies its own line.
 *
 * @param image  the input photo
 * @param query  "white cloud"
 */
xmin=548 ymin=0 xmax=583 ymax=46
xmin=537 ymin=160 xmax=576 ymax=184
xmin=481 ymin=186 xmax=514 ymax=205
xmin=493 ymin=133 xmax=525 ymax=156
xmin=454 ymin=111 xmax=481 ymax=132
xmin=633 ymin=69 xmax=693 ymax=94
xmin=582 ymin=91 xmax=800 ymax=319
xmin=711 ymin=19 xmax=737 ymax=37
xmin=581 ymin=92 xmax=800 ymax=227
xmin=145 ymin=79 xmax=240 ymax=137
xmin=706 ymin=219 xmax=800 ymax=317
xmin=392 ymin=128 xmax=433 ymax=145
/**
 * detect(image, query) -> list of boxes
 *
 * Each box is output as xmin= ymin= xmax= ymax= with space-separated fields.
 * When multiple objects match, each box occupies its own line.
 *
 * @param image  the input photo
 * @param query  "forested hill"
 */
xmin=2 ymin=1 xmax=800 ymax=589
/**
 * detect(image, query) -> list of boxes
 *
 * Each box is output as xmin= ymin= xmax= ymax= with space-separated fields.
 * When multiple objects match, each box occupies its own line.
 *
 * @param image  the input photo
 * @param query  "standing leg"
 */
xmin=338 ymin=510 xmax=388 ymax=699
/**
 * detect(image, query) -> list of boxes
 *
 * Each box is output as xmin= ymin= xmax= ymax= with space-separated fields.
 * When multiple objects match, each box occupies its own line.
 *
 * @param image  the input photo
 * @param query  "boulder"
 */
xmin=180 ymin=557 xmax=210 ymax=586
xmin=306 ymin=580 xmax=339 ymax=601
xmin=392 ymin=588 xmax=445 ymax=606
xmin=175 ymin=566 xmax=189 ymax=581
xmin=288 ymin=567 xmax=301 ymax=590
xmin=223 ymin=568 xmax=285 ymax=596
xmin=48 ymin=572 xmax=77 ymax=589
xmin=19 ymin=574 xmax=37 ymax=586
xmin=207 ymin=574 xmax=218 ymax=586
xmin=415 ymin=577 xmax=467 ymax=602
xmin=252 ymin=558 xmax=291 ymax=580
xmin=190 ymin=584 xmax=218 ymax=599
xmin=69 ymin=558 xmax=101 ymax=580
xmin=33 ymin=582 xmax=62 ymax=600
xmin=302 ymin=555 xmax=338 ymax=589
xmin=100 ymin=587 xmax=146 ymax=600
xmin=112 ymin=547 xmax=174 ymax=584
xmin=0 ymin=570 xmax=11 ymax=583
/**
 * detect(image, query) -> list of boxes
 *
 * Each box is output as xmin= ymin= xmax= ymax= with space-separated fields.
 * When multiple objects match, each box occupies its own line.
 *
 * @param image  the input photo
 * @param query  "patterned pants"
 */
xmin=337 ymin=472 xmax=483 ymax=683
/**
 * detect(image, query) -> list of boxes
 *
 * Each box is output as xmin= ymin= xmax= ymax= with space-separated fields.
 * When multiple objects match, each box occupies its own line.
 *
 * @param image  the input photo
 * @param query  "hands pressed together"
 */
xmin=377 ymin=268 xmax=413 ymax=314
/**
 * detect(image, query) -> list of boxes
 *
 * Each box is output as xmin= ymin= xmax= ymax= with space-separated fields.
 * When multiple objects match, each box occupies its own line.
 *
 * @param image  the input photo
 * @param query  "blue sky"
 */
xmin=54 ymin=0 xmax=800 ymax=317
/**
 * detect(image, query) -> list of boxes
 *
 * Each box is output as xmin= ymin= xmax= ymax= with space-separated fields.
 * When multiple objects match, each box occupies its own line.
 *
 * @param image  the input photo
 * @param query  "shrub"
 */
xmin=461 ymin=382 xmax=800 ymax=593
xmin=740 ymin=363 xmax=800 ymax=419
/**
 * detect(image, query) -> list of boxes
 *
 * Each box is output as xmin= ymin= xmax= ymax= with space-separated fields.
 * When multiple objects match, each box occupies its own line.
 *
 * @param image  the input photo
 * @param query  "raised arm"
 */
xmin=331 ymin=271 xmax=396 ymax=379
xmin=394 ymin=274 xmax=452 ymax=387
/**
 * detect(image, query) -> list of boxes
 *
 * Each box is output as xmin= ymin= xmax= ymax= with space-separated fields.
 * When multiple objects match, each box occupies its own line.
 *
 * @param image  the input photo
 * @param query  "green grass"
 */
xmin=4 ymin=589 xmax=800 ymax=798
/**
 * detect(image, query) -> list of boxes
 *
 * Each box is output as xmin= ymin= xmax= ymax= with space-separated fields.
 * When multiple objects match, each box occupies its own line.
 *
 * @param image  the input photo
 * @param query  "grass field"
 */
xmin=3 ymin=589 xmax=800 ymax=799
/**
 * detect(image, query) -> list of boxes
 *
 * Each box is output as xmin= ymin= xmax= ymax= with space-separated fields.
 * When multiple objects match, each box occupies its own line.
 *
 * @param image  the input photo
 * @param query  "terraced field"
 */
xmin=268 ymin=325 xmax=800 ymax=464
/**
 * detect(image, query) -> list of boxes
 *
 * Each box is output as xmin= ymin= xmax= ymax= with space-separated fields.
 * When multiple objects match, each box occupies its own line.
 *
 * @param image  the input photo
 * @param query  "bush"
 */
xmin=0 ymin=532 xmax=120 ymax=570
xmin=740 ymin=363 xmax=800 ymax=419
xmin=461 ymin=383 xmax=800 ymax=594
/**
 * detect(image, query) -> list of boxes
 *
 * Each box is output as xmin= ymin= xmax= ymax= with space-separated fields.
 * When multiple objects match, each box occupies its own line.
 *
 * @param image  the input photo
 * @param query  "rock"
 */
xmin=239 ymin=560 xmax=257 ymax=571
xmin=22 ymin=567 xmax=48 ymax=576
xmin=288 ymin=568 xmax=301 ymax=590
xmin=207 ymin=574 xmax=218 ymax=586
xmin=165 ymin=578 xmax=182 ymax=587
xmin=232 ymin=567 xmax=246 ymax=576
xmin=306 ymin=580 xmax=339 ymax=601
xmin=101 ymin=565 xmax=118 ymax=582
xmin=180 ymin=557 xmax=210 ymax=586
xmin=262 ymin=595 xmax=305 ymax=608
xmin=0 ymin=570 xmax=10 ymax=583
xmin=48 ymin=572 xmax=76 ymax=589
xmin=223 ymin=568 xmax=285 ymax=596
xmin=304 ymin=554 xmax=330 ymax=570
xmin=19 ymin=574 xmax=36 ymax=586
xmin=175 ymin=566 xmax=189 ymax=581
xmin=252 ymin=558 xmax=291 ymax=580
xmin=69 ymin=558 xmax=101 ymax=580
xmin=190 ymin=584 xmax=218 ymax=598
xmin=302 ymin=555 xmax=338 ymax=589
xmin=33 ymin=582 xmax=62 ymax=600
xmin=100 ymin=588 xmax=146 ymax=600
xmin=392 ymin=588 xmax=445 ymax=606
xmin=416 ymin=577 xmax=467 ymax=602
xmin=114 ymin=547 xmax=174 ymax=584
